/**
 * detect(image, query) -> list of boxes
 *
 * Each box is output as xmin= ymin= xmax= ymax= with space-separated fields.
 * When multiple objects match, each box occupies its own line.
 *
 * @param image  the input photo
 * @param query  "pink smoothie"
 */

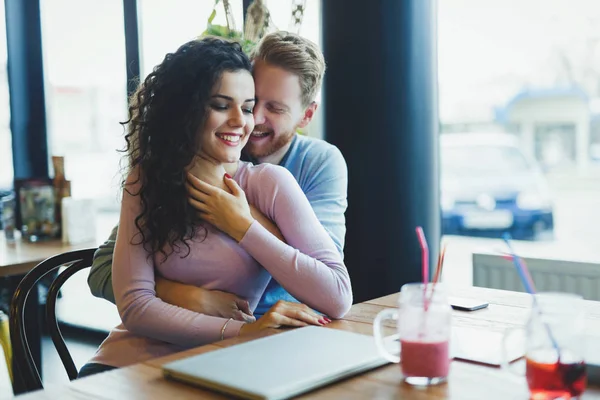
xmin=400 ymin=339 xmax=450 ymax=378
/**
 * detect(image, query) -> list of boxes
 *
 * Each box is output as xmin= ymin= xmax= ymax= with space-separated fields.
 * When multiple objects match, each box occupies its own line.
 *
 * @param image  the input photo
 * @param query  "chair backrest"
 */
xmin=9 ymin=248 xmax=97 ymax=393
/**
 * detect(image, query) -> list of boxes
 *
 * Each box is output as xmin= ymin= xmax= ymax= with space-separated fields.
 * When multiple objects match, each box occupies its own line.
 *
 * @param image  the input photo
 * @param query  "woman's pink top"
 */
xmin=88 ymin=162 xmax=352 ymax=367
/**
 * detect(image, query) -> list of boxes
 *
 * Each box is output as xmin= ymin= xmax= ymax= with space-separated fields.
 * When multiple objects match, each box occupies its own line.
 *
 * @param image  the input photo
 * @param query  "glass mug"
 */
xmin=502 ymin=293 xmax=587 ymax=399
xmin=373 ymin=283 xmax=452 ymax=386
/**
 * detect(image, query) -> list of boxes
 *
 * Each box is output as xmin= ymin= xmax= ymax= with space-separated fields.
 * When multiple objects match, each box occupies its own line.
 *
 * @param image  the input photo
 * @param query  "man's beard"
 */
xmin=244 ymin=129 xmax=296 ymax=160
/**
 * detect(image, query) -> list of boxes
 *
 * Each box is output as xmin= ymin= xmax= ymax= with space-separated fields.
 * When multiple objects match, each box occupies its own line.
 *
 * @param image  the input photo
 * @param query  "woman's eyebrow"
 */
xmin=212 ymin=94 xmax=256 ymax=103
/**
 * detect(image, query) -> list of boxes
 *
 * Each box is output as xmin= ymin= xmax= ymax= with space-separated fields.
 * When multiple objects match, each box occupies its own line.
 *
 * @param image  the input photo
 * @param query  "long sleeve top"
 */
xmin=88 ymin=161 xmax=352 ymax=367
xmin=87 ymin=135 xmax=349 ymax=318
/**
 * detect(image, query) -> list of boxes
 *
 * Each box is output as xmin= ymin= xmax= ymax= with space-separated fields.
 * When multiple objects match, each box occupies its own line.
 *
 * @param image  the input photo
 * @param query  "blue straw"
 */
xmin=502 ymin=233 xmax=536 ymax=294
xmin=502 ymin=233 xmax=561 ymax=358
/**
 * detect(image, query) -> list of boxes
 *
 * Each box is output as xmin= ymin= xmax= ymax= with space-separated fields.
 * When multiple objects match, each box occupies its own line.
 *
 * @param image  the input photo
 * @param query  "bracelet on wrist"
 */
xmin=220 ymin=317 xmax=234 ymax=341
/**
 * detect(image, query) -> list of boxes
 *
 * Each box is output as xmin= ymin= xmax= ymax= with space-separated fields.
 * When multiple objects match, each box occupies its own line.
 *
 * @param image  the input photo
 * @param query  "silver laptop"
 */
xmin=162 ymin=326 xmax=389 ymax=400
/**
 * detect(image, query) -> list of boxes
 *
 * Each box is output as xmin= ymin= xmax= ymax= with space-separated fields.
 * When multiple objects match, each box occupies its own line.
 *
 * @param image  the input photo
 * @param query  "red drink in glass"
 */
xmin=374 ymin=283 xmax=452 ymax=386
xmin=502 ymin=294 xmax=588 ymax=399
xmin=526 ymin=349 xmax=587 ymax=400
xmin=400 ymin=339 xmax=450 ymax=378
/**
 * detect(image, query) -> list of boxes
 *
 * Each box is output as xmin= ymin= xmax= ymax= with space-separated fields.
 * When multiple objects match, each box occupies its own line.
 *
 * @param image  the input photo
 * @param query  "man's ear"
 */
xmin=298 ymin=102 xmax=318 ymax=128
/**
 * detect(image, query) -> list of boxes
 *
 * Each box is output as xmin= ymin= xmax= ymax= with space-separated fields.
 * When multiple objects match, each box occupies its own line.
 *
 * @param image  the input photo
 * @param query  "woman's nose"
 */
xmin=228 ymin=108 xmax=245 ymax=127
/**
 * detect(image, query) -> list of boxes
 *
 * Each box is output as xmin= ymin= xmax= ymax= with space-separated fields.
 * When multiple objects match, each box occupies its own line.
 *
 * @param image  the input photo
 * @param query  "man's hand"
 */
xmin=197 ymin=289 xmax=256 ymax=322
xmin=238 ymin=301 xmax=331 ymax=336
xmin=186 ymin=173 xmax=254 ymax=242
xmin=155 ymin=277 xmax=255 ymax=322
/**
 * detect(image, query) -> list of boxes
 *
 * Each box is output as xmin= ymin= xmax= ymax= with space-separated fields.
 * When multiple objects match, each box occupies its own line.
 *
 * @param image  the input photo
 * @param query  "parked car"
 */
xmin=441 ymin=133 xmax=554 ymax=240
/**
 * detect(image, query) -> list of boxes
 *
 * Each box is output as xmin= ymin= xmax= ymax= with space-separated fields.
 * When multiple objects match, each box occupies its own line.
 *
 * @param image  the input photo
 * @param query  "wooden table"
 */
xmin=15 ymin=286 xmax=600 ymax=399
xmin=0 ymin=231 xmax=95 ymax=278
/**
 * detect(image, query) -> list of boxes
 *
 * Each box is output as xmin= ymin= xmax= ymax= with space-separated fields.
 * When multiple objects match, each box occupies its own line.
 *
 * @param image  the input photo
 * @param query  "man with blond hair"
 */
xmin=88 ymin=31 xmax=348 ymax=321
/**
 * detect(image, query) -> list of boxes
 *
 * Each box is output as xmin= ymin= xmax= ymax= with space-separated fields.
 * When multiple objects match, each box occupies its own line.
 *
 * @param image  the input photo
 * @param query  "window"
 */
xmin=439 ymin=0 xmax=600 ymax=292
xmin=40 ymin=0 xmax=127 ymax=211
xmin=442 ymin=145 xmax=531 ymax=177
xmin=265 ymin=0 xmax=321 ymax=46
xmin=0 ymin=1 xmax=11 ymax=190
xmin=534 ymin=123 xmax=577 ymax=170
xmin=138 ymin=0 xmax=243 ymax=79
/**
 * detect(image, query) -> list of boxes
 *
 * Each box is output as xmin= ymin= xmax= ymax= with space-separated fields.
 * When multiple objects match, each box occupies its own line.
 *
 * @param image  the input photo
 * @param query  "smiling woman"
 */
xmin=120 ymin=38 xmax=255 ymax=261
xmin=194 ymin=71 xmax=256 ymax=165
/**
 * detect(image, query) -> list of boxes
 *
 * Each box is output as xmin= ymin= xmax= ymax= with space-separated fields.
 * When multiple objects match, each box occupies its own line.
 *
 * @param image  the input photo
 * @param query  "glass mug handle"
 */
xmin=373 ymin=308 xmax=400 ymax=363
xmin=501 ymin=326 xmax=525 ymax=376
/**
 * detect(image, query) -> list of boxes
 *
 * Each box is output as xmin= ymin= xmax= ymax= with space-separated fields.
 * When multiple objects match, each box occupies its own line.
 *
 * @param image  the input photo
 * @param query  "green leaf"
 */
xmin=207 ymin=9 xmax=217 ymax=24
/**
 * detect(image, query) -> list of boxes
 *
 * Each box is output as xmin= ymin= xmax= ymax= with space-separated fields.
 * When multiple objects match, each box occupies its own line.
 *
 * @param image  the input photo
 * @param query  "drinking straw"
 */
xmin=415 ymin=227 xmax=429 ymax=285
xmin=501 ymin=233 xmax=536 ymax=294
xmin=502 ymin=233 xmax=560 ymax=357
xmin=432 ymin=243 xmax=447 ymax=285
xmin=415 ymin=227 xmax=430 ymax=312
xmin=427 ymin=243 xmax=447 ymax=307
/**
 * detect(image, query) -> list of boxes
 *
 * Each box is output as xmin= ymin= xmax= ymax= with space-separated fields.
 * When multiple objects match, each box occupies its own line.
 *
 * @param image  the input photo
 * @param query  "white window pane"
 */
xmin=41 ymin=0 xmax=127 ymax=210
xmin=438 ymin=0 xmax=600 ymax=291
xmin=138 ymin=0 xmax=243 ymax=79
xmin=264 ymin=0 xmax=320 ymax=46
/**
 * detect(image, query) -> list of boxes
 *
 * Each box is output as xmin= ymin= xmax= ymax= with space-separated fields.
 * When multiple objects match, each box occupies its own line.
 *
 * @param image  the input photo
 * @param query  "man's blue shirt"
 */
xmin=250 ymin=134 xmax=348 ymax=316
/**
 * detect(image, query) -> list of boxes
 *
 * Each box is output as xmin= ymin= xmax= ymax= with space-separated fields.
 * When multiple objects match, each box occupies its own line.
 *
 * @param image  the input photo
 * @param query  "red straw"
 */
xmin=415 ymin=227 xmax=429 ymax=285
xmin=432 ymin=243 xmax=447 ymax=284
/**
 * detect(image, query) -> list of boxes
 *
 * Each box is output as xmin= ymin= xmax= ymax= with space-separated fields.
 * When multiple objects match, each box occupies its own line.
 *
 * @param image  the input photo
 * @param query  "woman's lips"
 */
xmin=216 ymin=133 xmax=242 ymax=146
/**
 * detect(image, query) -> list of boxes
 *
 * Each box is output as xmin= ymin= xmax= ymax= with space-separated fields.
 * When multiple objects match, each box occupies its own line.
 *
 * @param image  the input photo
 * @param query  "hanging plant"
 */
xmin=200 ymin=0 xmax=307 ymax=54
xmin=201 ymin=0 xmax=256 ymax=54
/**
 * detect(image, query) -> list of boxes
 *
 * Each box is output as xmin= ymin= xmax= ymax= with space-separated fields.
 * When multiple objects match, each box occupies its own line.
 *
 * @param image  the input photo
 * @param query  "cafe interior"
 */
xmin=1 ymin=0 xmax=599 ymax=399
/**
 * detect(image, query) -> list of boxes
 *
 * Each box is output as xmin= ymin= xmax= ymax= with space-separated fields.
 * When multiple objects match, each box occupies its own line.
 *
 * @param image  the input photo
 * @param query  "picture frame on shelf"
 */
xmin=14 ymin=178 xmax=60 ymax=242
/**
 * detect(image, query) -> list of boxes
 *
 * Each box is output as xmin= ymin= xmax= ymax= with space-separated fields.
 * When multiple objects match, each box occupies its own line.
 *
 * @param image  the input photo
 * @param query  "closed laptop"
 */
xmin=162 ymin=326 xmax=389 ymax=400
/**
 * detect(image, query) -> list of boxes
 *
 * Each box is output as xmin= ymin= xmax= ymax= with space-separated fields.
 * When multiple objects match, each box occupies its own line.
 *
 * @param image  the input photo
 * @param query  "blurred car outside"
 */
xmin=441 ymin=132 xmax=554 ymax=240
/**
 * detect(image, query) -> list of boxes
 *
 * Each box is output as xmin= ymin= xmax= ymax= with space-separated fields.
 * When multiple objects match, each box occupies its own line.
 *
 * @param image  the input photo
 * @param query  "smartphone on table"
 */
xmin=449 ymin=296 xmax=489 ymax=312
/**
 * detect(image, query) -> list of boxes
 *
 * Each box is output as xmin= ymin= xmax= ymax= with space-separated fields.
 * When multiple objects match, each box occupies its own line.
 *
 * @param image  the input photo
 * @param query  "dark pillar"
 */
xmin=123 ymin=0 xmax=140 ymax=98
xmin=5 ymin=0 xmax=48 ymax=180
xmin=322 ymin=0 xmax=440 ymax=302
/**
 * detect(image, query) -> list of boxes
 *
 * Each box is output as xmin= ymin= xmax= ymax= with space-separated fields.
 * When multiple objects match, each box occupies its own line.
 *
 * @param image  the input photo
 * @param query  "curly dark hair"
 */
xmin=121 ymin=37 xmax=252 ymax=262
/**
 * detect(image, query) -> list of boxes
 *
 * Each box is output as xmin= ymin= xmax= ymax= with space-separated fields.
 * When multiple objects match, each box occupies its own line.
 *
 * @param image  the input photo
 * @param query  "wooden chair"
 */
xmin=9 ymin=248 xmax=97 ymax=394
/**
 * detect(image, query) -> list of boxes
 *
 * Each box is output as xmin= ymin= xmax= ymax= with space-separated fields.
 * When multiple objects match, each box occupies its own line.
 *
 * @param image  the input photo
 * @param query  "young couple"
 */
xmin=80 ymin=32 xmax=350 ymax=377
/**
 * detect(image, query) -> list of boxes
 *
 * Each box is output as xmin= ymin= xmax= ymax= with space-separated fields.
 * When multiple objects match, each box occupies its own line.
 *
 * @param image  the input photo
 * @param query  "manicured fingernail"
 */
xmin=324 ymin=317 xmax=332 ymax=323
xmin=224 ymin=173 xmax=232 ymax=179
xmin=319 ymin=319 xmax=328 ymax=325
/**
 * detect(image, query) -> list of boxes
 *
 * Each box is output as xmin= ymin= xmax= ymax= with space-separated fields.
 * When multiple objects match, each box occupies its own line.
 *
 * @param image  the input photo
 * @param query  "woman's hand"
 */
xmin=186 ymin=173 xmax=254 ymax=242
xmin=238 ymin=301 xmax=331 ymax=336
